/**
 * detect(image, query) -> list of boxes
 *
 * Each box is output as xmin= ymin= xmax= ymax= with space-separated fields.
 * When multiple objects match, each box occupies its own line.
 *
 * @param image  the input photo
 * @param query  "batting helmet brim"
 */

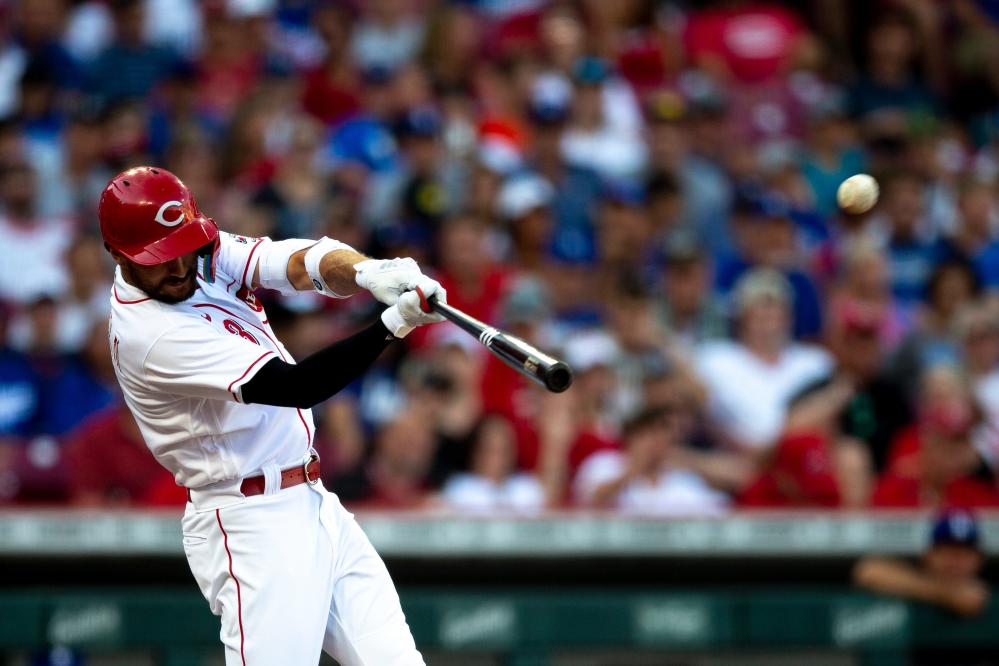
xmin=117 ymin=216 xmax=219 ymax=266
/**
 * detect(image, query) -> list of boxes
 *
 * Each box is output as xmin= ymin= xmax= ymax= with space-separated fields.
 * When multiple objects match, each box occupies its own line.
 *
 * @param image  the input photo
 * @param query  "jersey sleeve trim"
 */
xmin=240 ymin=238 xmax=266 ymax=290
xmin=229 ymin=350 xmax=277 ymax=403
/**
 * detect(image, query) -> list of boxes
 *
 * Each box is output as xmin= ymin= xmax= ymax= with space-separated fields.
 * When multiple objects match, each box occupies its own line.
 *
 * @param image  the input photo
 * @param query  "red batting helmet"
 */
xmin=99 ymin=167 xmax=219 ymax=276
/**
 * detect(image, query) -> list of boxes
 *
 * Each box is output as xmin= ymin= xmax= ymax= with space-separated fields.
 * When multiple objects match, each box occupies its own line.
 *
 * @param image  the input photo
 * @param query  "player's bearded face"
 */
xmin=124 ymin=251 xmax=200 ymax=303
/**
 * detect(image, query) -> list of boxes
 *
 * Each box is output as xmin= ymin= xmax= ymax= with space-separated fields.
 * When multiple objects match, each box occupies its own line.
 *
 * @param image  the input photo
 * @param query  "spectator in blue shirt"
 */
xmin=715 ymin=193 xmax=824 ymax=340
xmin=0 ymin=303 xmax=41 ymax=440
xmin=524 ymin=72 xmax=603 ymax=232
xmin=933 ymin=178 xmax=999 ymax=290
xmin=87 ymin=0 xmax=179 ymax=104
xmin=881 ymin=170 xmax=937 ymax=310
xmin=20 ymin=299 xmax=116 ymax=438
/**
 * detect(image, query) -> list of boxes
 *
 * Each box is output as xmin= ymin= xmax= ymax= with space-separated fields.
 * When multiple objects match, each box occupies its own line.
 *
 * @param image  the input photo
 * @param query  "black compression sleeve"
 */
xmin=240 ymin=319 xmax=396 ymax=408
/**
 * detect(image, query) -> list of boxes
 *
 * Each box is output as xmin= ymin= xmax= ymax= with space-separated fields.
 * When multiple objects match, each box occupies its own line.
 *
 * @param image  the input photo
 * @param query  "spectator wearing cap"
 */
xmin=695 ymin=268 xmax=832 ymax=452
xmin=394 ymin=105 xmax=450 ymax=231
xmin=657 ymin=234 xmax=728 ymax=349
xmin=785 ymin=297 xmax=911 ymax=481
xmin=442 ymin=415 xmax=546 ymax=513
xmin=86 ymin=0 xmax=179 ymax=104
xmin=560 ymin=56 xmax=647 ymax=181
xmin=644 ymin=90 xmax=732 ymax=254
xmin=854 ymin=509 xmax=989 ymax=618
xmin=872 ymin=365 xmax=999 ymax=509
xmin=716 ymin=191 xmax=824 ymax=339
xmin=496 ymin=172 xmax=555 ymax=271
xmin=595 ymin=179 xmax=654 ymax=275
xmin=574 ymin=406 xmax=729 ymax=515
xmin=526 ymin=72 xmax=602 ymax=232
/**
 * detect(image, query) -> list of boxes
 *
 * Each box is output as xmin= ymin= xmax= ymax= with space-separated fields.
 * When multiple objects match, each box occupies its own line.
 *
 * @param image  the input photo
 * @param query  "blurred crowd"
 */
xmin=5 ymin=0 xmax=999 ymax=514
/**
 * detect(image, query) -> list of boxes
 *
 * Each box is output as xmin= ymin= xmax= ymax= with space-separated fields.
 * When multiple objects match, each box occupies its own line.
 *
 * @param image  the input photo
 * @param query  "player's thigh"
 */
xmin=321 ymin=498 xmax=424 ymax=665
xmin=188 ymin=487 xmax=337 ymax=663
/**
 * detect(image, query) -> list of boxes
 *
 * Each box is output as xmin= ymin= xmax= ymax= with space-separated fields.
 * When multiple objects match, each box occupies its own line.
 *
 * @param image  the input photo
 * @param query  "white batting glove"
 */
xmin=354 ymin=257 xmax=424 ymax=306
xmin=380 ymin=279 xmax=448 ymax=338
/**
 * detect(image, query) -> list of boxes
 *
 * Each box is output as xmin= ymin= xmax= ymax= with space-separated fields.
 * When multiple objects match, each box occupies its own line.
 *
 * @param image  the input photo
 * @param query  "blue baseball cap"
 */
xmin=394 ymin=106 xmax=442 ymax=139
xmin=930 ymin=509 xmax=980 ymax=549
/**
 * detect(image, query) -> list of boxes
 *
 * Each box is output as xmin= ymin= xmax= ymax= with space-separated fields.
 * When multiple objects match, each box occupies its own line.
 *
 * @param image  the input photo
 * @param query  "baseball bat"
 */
xmin=418 ymin=291 xmax=573 ymax=393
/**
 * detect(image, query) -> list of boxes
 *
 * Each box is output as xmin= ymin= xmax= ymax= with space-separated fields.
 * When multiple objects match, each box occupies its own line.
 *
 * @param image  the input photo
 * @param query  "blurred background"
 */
xmin=2 ymin=0 xmax=999 ymax=663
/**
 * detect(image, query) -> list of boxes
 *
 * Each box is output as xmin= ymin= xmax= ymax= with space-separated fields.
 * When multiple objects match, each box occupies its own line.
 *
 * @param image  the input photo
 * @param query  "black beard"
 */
xmin=151 ymin=278 xmax=199 ymax=304
xmin=122 ymin=266 xmax=199 ymax=304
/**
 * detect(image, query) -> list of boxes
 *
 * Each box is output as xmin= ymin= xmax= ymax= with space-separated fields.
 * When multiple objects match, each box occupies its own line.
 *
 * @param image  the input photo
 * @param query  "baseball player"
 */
xmin=100 ymin=167 xmax=441 ymax=665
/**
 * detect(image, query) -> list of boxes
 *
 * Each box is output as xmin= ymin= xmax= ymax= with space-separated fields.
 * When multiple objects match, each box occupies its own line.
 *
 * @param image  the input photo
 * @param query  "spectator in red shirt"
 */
xmin=872 ymin=365 xmax=999 ymax=509
xmin=301 ymin=4 xmax=360 ymax=127
xmin=63 ymin=405 xmax=185 ymax=507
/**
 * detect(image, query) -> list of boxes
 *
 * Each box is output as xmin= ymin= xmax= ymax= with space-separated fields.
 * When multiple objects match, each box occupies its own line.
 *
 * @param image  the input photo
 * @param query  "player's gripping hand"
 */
xmin=355 ymin=257 xmax=436 ymax=306
xmin=380 ymin=281 xmax=447 ymax=338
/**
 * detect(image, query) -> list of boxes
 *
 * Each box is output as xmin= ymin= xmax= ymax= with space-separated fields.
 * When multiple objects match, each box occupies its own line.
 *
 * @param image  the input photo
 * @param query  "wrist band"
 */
xmin=305 ymin=237 xmax=354 ymax=298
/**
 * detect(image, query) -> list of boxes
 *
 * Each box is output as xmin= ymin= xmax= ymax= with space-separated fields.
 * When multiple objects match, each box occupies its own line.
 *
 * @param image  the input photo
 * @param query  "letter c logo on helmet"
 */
xmin=154 ymin=200 xmax=184 ymax=227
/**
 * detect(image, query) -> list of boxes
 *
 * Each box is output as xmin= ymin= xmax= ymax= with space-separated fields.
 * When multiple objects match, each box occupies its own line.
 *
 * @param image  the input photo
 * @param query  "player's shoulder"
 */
xmin=109 ymin=296 xmax=212 ymax=369
xmin=214 ymin=230 xmax=271 ymax=289
xmin=218 ymin=230 xmax=263 ymax=248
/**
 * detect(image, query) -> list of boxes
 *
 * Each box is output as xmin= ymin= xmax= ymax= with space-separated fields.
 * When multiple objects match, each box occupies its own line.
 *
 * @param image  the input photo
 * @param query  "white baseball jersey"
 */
xmin=108 ymin=231 xmax=314 ymax=489
xmin=108 ymin=228 xmax=424 ymax=665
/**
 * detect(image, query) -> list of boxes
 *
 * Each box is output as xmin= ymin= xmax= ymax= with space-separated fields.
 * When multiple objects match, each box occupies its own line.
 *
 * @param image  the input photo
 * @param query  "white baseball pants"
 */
xmin=181 ymin=479 xmax=424 ymax=665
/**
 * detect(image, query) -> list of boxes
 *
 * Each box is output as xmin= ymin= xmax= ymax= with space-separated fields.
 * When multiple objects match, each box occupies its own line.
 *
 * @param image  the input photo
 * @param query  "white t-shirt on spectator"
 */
xmin=442 ymin=472 xmax=545 ymax=514
xmin=694 ymin=340 xmax=832 ymax=449
xmin=574 ymin=450 xmax=730 ymax=516
xmin=350 ymin=19 xmax=424 ymax=72
xmin=973 ymin=371 xmax=999 ymax=468
xmin=0 ymin=217 xmax=71 ymax=304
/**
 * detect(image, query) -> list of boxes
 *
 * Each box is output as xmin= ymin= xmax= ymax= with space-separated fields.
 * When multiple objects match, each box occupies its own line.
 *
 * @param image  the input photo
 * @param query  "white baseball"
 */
xmin=837 ymin=174 xmax=879 ymax=215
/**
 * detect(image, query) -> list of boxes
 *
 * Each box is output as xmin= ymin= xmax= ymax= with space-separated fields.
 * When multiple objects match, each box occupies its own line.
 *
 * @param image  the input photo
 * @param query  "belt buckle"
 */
xmin=303 ymin=450 xmax=321 ymax=485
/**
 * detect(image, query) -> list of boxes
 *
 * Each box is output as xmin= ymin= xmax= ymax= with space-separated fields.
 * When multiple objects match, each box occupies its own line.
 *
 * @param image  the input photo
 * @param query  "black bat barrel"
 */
xmin=427 ymin=297 xmax=573 ymax=393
